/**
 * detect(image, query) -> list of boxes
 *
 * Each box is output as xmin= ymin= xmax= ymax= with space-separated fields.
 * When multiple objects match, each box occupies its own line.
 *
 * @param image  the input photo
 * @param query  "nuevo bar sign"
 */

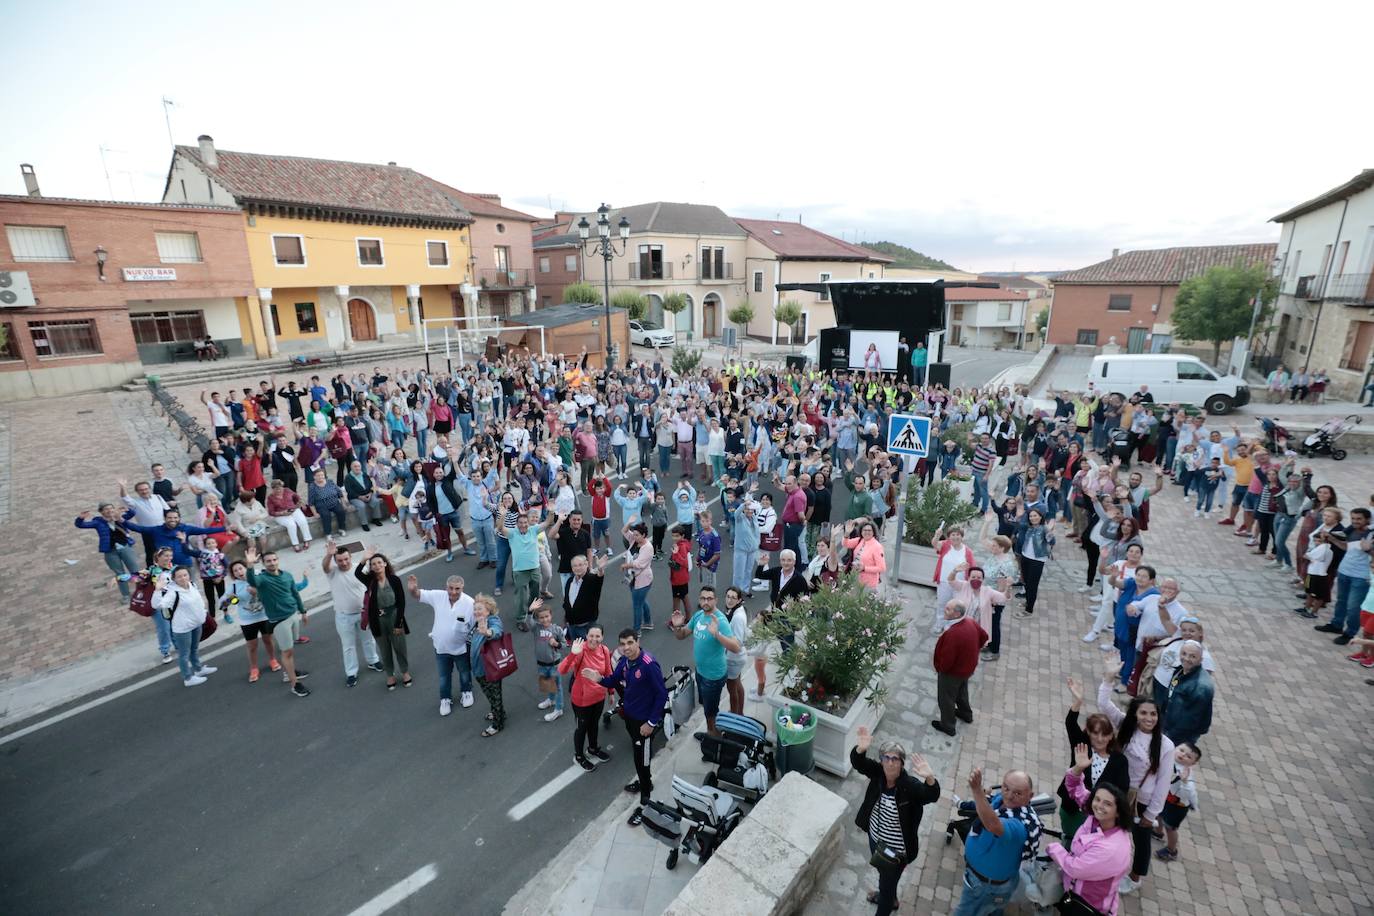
xmin=123 ymin=267 xmax=177 ymax=281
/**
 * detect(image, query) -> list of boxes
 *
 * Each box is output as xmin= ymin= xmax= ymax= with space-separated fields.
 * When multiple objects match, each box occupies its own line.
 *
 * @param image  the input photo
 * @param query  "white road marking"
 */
xmin=507 ymin=763 xmax=588 ymax=821
xmin=345 ymin=863 xmax=438 ymax=916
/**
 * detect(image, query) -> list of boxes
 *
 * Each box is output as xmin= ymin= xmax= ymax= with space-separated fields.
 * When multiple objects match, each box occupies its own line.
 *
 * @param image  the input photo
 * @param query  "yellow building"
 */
xmin=162 ymin=136 xmax=474 ymax=355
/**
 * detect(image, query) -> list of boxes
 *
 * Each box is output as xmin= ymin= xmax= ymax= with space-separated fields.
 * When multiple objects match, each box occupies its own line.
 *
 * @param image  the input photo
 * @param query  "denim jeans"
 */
xmin=494 ymin=536 xmax=512 ymax=589
xmin=614 ymin=444 xmax=628 ymax=475
xmin=971 ymin=473 xmax=990 ymax=513
xmin=352 ymin=444 xmax=370 ymax=468
xmin=658 ymin=444 xmax=672 ymax=473
xmin=171 ymin=625 xmax=203 ymax=680
xmin=349 ymin=495 xmax=384 ymax=524
xmin=632 ymin=583 xmax=652 ymax=629
xmin=471 ymin=515 xmax=497 ymax=562
xmin=783 ymin=522 xmax=804 ymax=560
xmin=415 ymin=427 xmax=429 ymax=460
xmin=104 ymin=546 xmax=141 ymax=598
xmin=638 ymin=438 xmax=653 ymax=470
xmin=1058 ymin=478 xmax=1074 ymax=522
xmin=151 ymin=609 xmax=173 ymax=656
xmin=436 ymin=651 xmax=473 ymax=699
xmin=457 ymin=415 xmax=472 ymax=443
xmin=1331 ymin=574 xmax=1372 ymax=636
xmin=1272 ymin=513 xmax=1297 ymax=567
xmin=315 ymin=503 xmax=348 ymax=536
xmin=951 ymin=867 xmax=1019 ymax=916
xmin=1195 ymin=480 xmax=1218 ymax=512
xmin=1162 ymin=435 xmax=1179 ymax=472
xmin=539 ymin=662 xmax=564 ymax=711
xmin=336 ymin=611 xmax=380 ymax=677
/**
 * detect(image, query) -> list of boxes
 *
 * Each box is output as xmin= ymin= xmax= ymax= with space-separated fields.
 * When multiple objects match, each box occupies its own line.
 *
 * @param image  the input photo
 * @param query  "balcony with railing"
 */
xmin=1325 ymin=273 xmax=1374 ymax=305
xmin=628 ymin=262 xmax=673 ymax=280
xmin=1293 ymin=274 xmax=1325 ymax=299
xmin=479 ymin=267 xmax=532 ymax=289
xmin=698 ymin=263 xmax=735 ymax=281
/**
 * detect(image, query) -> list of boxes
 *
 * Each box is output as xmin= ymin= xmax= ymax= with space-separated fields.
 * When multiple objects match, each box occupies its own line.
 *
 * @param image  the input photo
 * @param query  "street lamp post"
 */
xmin=577 ymin=203 xmax=631 ymax=368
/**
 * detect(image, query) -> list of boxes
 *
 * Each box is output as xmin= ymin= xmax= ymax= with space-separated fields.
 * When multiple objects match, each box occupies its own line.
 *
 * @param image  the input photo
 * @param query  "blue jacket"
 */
xmin=75 ymin=509 xmax=136 ymax=553
xmin=1161 ymin=665 xmax=1214 ymax=746
xmin=599 ymin=649 xmax=668 ymax=727
xmin=124 ymin=521 xmax=224 ymax=567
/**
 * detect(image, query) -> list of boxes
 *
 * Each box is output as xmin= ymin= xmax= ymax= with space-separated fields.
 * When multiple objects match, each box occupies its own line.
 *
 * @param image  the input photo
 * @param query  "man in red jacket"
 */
xmin=932 ymin=600 xmax=988 ymax=737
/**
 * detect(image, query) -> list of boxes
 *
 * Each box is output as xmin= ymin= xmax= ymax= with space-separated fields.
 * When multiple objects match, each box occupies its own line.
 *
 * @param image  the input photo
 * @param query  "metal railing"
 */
xmin=1293 ymin=274 xmax=1325 ymax=299
xmin=629 ymin=262 xmax=673 ymax=280
xmin=148 ymin=379 xmax=211 ymax=455
xmin=699 ymin=262 xmax=734 ymax=281
xmin=479 ymin=267 xmax=532 ymax=288
xmin=1325 ymin=273 xmax=1374 ymax=304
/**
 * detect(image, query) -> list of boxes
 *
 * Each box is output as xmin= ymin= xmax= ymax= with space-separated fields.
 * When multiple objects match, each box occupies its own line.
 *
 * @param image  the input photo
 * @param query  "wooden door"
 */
xmin=348 ymin=299 xmax=376 ymax=340
xmin=704 ymin=301 xmax=718 ymax=338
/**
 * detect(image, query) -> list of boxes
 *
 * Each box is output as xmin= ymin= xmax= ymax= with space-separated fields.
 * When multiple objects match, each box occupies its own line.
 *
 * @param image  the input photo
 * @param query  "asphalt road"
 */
xmin=1 ymin=475 xmax=864 ymax=916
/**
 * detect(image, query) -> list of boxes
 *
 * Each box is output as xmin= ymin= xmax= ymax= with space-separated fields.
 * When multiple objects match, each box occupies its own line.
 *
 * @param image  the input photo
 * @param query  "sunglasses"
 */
xmin=880 ymin=754 xmax=903 ymax=764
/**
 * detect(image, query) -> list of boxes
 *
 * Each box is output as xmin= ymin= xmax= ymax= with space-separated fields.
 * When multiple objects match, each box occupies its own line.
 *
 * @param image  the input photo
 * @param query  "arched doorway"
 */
xmin=646 ymin=294 xmax=664 ymax=327
xmin=678 ymin=294 xmax=694 ymax=336
xmin=348 ymin=298 xmax=377 ymax=341
xmin=702 ymin=293 xmax=721 ymax=339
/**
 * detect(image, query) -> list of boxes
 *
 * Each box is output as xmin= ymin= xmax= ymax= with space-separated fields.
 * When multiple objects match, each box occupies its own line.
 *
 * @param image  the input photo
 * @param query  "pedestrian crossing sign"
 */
xmin=886 ymin=413 xmax=930 ymax=457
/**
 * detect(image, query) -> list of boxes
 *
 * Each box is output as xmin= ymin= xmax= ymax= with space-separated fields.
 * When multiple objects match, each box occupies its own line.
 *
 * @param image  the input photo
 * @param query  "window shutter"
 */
xmin=154 ymin=232 xmax=203 ymax=263
xmin=5 ymin=226 xmax=72 ymax=261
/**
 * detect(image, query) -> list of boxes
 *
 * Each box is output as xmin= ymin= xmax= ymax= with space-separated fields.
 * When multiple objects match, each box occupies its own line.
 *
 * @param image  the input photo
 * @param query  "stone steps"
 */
xmin=131 ymin=340 xmax=431 ymax=389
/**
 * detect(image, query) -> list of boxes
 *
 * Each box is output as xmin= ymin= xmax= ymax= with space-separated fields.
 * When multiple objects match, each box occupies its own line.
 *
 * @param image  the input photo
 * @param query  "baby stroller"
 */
xmin=640 ymin=775 xmax=744 ymax=870
xmin=943 ymin=787 xmax=1061 ymax=847
xmin=1259 ymin=416 xmax=1292 ymax=454
xmin=1299 ymin=414 xmax=1362 ymax=461
xmin=695 ymin=711 xmax=775 ymax=804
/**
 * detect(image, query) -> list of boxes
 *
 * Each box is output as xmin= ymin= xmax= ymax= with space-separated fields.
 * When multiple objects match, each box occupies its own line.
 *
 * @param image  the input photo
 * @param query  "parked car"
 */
xmin=1085 ymin=353 xmax=1250 ymax=414
xmin=630 ymin=320 xmax=675 ymax=348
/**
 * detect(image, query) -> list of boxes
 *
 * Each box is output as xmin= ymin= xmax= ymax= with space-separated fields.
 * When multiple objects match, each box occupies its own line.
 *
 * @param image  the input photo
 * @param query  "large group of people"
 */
xmin=72 ymin=341 xmax=1370 ymax=916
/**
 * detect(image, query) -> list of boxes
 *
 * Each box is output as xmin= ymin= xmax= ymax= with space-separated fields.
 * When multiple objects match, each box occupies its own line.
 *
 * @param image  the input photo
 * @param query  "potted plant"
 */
xmin=899 ymin=480 xmax=982 ymax=586
xmin=750 ymin=577 xmax=907 ymax=776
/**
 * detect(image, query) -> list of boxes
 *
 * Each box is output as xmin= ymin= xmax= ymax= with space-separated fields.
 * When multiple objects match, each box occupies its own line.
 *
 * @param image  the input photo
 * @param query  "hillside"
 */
xmin=859 ymin=241 xmax=958 ymax=271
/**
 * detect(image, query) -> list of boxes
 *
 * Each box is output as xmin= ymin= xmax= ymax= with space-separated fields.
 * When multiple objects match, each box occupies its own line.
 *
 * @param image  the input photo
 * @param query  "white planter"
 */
xmin=897 ymin=542 xmax=938 ymax=586
xmin=764 ymin=684 xmax=885 ymax=778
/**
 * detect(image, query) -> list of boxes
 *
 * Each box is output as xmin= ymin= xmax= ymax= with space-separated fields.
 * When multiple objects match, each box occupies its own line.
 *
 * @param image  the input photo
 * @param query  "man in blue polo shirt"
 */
xmin=669 ymin=585 xmax=739 ymax=737
xmin=952 ymin=768 xmax=1031 ymax=915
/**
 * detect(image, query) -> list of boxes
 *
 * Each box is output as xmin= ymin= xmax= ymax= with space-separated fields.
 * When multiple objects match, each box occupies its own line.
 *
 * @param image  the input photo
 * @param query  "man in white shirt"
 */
xmin=322 ymin=540 xmax=382 ymax=688
xmin=200 ymin=389 xmax=233 ymax=437
xmin=118 ymin=478 xmax=170 ymax=562
xmin=408 ymin=573 xmax=475 ymax=715
xmin=1129 ymin=577 xmax=1184 ymax=694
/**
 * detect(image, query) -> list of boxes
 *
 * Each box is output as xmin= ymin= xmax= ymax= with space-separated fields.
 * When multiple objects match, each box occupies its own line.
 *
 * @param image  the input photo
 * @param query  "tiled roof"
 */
xmin=1270 ymin=169 xmax=1374 ymax=223
xmin=174 ymin=145 xmax=472 ymax=223
xmin=943 ymin=286 xmax=1029 ymax=301
xmin=977 ymin=273 xmax=1046 ymax=290
xmin=734 ymin=218 xmax=894 ymax=262
xmin=426 ymin=183 xmax=537 ymax=222
xmin=1051 ymin=243 xmax=1277 ymax=285
xmin=588 ymin=202 xmax=745 ymax=237
xmin=533 ymin=232 xmax=580 ymax=249
xmin=0 ymin=194 xmax=237 ymax=213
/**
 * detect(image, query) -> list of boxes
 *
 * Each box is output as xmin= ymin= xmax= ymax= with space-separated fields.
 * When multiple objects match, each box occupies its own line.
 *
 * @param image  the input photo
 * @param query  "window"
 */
xmin=0 ymin=321 xmax=18 ymax=360
xmin=638 ymin=245 xmax=664 ymax=280
xmin=1107 ymin=294 xmax=1132 ymax=311
xmin=356 ymin=238 xmax=384 ymax=266
xmin=1076 ymin=329 xmax=1099 ymax=345
xmin=426 ymin=240 xmax=449 ymax=267
xmin=997 ymin=303 xmax=1013 ymax=321
xmin=1340 ymin=320 xmax=1374 ymax=371
xmin=294 ymin=303 xmax=319 ymax=334
xmin=753 ymin=270 xmax=764 ymax=293
xmin=5 ymin=225 xmax=73 ymax=261
xmin=564 ymin=254 xmax=578 ymax=273
xmin=154 ymin=231 xmax=203 ymax=263
xmin=539 ymin=256 xmax=551 ymax=274
xmin=269 ymin=303 xmax=281 ymax=336
xmin=29 ymin=318 xmax=100 ymax=358
xmin=1177 ymin=361 xmax=1215 ymax=381
xmin=818 ymin=272 xmax=831 ymax=301
xmin=272 ymin=234 xmax=305 ymax=266
xmin=130 ymin=310 xmax=208 ymax=344
xmin=701 ymin=246 xmax=727 ymax=280
xmin=494 ymin=246 xmax=510 ymax=271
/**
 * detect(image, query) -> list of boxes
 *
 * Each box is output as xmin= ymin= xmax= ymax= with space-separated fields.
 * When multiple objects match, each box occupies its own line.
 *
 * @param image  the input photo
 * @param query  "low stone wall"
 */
xmin=664 ymin=772 xmax=848 ymax=916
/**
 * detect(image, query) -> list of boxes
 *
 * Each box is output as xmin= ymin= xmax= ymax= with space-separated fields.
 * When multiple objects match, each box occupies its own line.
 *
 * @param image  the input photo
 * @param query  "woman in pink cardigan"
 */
xmin=843 ymin=519 xmax=887 ymax=590
xmin=1047 ymin=743 xmax=1134 ymax=915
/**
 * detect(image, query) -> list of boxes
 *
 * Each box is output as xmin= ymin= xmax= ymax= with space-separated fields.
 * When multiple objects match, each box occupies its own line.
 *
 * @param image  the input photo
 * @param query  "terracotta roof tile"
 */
xmin=942 ymin=286 xmax=1029 ymax=301
xmin=734 ymin=218 xmax=894 ymax=262
xmin=426 ymin=183 xmax=538 ymax=222
xmin=1052 ymin=243 xmax=1277 ymax=285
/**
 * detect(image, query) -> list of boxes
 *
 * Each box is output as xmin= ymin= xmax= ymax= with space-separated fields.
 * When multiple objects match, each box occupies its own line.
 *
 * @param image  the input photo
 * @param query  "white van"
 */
xmin=1085 ymin=354 xmax=1250 ymax=415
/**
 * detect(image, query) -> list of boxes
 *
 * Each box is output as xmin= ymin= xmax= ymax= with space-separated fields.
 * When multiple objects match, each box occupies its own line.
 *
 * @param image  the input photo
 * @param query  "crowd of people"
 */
xmin=71 ymin=341 xmax=1371 ymax=916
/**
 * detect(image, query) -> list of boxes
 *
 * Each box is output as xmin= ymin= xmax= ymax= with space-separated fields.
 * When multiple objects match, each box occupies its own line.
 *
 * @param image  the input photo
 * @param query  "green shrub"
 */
xmin=563 ymin=282 xmax=602 ymax=305
xmin=903 ymin=479 xmax=981 ymax=547
xmin=671 ymin=346 xmax=701 ymax=375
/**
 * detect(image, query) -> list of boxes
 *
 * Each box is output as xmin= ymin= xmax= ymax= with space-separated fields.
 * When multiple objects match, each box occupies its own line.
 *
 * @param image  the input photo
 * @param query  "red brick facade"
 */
xmin=532 ymin=240 xmax=583 ymax=308
xmin=0 ymin=197 xmax=253 ymax=391
xmin=1046 ymin=282 xmax=1177 ymax=348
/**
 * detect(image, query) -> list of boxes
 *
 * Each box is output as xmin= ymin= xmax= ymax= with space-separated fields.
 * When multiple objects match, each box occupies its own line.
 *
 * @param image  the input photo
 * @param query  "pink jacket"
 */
xmin=949 ymin=579 xmax=1007 ymax=633
xmin=1046 ymin=769 xmax=1133 ymax=916
xmin=843 ymin=536 xmax=886 ymax=589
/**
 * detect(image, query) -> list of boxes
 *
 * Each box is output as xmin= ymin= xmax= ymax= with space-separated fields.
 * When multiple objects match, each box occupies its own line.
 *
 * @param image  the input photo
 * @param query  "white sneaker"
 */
xmin=184 ymin=675 xmax=207 ymax=687
xmin=440 ymin=698 xmax=452 ymax=717
xmin=461 ymin=691 xmax=474 ymax=708
xmin=538 ymin=698 xmax=554 ymax=710
xmin=1082 ymin=632 xmax=1097 ymax=642
xmin=544 ymin=709 xmax=564 ymax=722
xmin=1076 ymin=585 xmax=1093 ymax=593
xmin=1194 ymin=509 xmax=1201 ymax=518
xmin=1118 ymin=877 xmax=1139 ymax=895
xmin=160 ymin=653 xmax=174 ymax=665
xmin=195 ymin=666 xmax=218 ymax=676
xmin=1099 ymin=643 xmax=1114 ymax=652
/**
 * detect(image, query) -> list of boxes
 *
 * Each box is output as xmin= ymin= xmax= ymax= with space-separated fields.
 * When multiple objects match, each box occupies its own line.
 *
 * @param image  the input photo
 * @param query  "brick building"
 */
xmin=1047 ymin=243 xmax=1276 ymax=354
xmin=1 ymin=178 xmax=254 ymax=400
xmin=531 ymin=220 xmax=583 ymax=309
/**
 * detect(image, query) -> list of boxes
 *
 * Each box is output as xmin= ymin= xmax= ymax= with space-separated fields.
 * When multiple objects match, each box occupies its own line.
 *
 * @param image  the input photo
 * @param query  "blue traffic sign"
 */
xmin=886 ymin=413 xmax=931 ymax=457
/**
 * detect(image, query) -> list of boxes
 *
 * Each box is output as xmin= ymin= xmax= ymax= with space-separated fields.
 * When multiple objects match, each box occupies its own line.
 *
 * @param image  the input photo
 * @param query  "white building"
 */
xmin=944 ymin=286 xmax=1030 ymax=349
xmin=1267 ymin=169 xmax=1374 ymax=399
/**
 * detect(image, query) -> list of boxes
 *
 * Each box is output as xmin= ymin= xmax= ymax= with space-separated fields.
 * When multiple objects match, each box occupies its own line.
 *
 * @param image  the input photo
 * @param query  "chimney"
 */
xmin=197 ymin=135 xmax=218 ymax=169
xmin=20 ymin=163 xmax=40 ymax=197
xmin=1111 ymin=248 xmax=1120 ymax=258
xmin=387 ymin=161 xmax=397 ymax=167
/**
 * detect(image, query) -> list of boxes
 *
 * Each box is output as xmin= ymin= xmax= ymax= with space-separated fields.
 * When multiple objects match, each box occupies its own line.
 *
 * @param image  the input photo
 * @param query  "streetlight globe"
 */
xmin=618 ymin=217 xmax=630 ymax=240
xmin=577 ymin=216 xmax=590 ymax=240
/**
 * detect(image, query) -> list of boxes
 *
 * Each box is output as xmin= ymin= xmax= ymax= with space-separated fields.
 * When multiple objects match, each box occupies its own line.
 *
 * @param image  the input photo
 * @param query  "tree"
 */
xmin=727 ymin=302 xmax=754 ymax=330
xmin=773 ymin=300 xmax=803 ymax=348
xmin=0 ymin=322 xmax=8 ymax=359
xmin=610 ymin=289 xmax=647 ymax=321
xmin=563 ymin=282 xmax=602 ymax=305
xmin=1171 ymin=263 xmax=1276 ymax=364
xmin=671 ymin=345 xmax=701 ymax=375
xmin=1035 ymin=306 xmax=1050 ymax=336
xmin=661 ymin=292 xmax=688 ymax=336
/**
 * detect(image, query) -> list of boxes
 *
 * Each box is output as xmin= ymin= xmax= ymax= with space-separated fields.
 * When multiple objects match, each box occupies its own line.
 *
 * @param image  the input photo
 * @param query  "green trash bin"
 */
xmin=774 ymin=703 xmax=817 ymax=776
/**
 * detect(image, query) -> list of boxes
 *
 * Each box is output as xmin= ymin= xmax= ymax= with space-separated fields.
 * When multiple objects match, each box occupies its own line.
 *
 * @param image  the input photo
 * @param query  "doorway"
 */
xmin=348 ymin=298 xmax=377 ymax=341
xmin=703 ymin=295 xmax=720 ymax=338
xmin=1127 ymin=327 xmax=1148 ymax=353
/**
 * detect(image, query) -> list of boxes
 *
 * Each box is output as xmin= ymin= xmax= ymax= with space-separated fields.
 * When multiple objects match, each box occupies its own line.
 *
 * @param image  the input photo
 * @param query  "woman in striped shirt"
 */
xmin=850 ymin=725 xmax=940 ymax=916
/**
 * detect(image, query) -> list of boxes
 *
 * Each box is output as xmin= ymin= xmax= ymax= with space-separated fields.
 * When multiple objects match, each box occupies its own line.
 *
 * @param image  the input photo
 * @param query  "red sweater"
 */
xmin=933 ymin=617 xmax=988 ymax=678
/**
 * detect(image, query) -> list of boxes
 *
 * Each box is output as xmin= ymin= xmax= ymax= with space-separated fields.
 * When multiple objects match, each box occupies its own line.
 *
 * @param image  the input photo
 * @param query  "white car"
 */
xmin=630 ymin=320 xmax=675 ymax=348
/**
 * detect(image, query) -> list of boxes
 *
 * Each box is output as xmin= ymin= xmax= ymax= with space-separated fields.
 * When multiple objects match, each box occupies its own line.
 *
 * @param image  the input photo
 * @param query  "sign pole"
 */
xmin=884 ymin=413 xmax=931 ymax=590
xmin=890 ymin=455 xmax=917 ymax=587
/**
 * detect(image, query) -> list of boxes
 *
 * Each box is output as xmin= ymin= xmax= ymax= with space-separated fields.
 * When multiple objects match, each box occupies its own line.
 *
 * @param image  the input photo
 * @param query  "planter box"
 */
xmin=897 ymin=542 xmax=938 ymax=587
xmin=764 ymin=685 xmax=884 ymax=778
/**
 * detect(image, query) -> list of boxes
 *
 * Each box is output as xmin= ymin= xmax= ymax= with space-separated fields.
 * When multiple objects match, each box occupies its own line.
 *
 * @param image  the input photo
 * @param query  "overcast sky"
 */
xmin=4 ymin=1 xmax=1370 ymax=273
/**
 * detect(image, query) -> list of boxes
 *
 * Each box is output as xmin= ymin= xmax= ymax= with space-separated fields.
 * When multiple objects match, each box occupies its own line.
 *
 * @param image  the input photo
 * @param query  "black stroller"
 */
xmin=640 ymin=775 xmax=745 ymax=870
xmin=695 ymin=712 xmax=776 ymax=804
xmin=944 ymin=786 xmax=1061 ymax=847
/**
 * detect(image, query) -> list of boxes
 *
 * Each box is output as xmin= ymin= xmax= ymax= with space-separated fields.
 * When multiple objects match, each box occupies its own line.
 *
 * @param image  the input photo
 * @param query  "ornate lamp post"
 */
xmin=577 ymin=203 xmax=631 ymax=367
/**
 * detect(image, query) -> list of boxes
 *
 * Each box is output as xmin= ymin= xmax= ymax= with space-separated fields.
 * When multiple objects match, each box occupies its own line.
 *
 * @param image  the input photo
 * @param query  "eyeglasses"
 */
xmin=880 ymin=754 xmax=903 ymax=763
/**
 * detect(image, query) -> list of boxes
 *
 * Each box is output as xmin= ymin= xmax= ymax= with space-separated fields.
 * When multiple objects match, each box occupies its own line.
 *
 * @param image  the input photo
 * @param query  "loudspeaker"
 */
xmin=926 ymin=362 xmax=952 ymax=388
xmin=786 ymin=355 xmax=806 ymax=371
xmin=818 ymin=327 xmax=850 ymax=372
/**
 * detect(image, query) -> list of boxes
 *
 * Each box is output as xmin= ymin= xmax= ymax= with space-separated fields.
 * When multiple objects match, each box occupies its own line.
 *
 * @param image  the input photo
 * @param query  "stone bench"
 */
xmin=664 ymin=772 xmax=849 ymax=916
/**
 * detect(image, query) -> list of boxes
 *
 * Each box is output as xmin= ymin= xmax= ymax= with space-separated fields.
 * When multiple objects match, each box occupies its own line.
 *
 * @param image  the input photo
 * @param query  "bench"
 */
xmin=169 ymin=342 xmax=199 ymax=362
